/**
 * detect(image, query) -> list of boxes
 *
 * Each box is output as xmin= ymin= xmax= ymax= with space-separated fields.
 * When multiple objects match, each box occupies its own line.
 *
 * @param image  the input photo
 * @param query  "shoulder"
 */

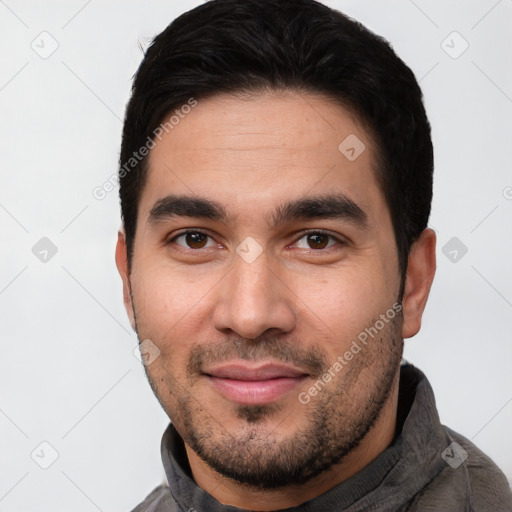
xmin=450 ymin=428 xmax=512 ymax=510
xmin=129 ymin=484 xmax=179 ymax=512
xmin=410 ymin=427 xmax=512 ymax=512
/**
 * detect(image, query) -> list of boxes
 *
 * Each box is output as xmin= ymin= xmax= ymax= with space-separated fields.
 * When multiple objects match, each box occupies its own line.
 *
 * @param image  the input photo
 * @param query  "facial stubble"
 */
xmin=133 ymin=297 xmax=404 ymax=490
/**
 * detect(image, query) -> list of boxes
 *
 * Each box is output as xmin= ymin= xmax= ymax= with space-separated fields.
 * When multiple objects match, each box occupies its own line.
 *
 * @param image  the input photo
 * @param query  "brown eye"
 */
xmin=294 ymin=232 xmax=341 ymax=251
xmin=185 ymin=232 xmax=207 ymax=248
xmin=306 ymin=233 xmax=329 ymax=249
xmin=172 ymin=231 xmax=215 ymax=249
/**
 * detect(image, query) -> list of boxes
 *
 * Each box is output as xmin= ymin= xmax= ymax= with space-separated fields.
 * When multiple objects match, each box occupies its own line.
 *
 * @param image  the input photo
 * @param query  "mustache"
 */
xmin=187 ymin=335 xmax=329 ymax=378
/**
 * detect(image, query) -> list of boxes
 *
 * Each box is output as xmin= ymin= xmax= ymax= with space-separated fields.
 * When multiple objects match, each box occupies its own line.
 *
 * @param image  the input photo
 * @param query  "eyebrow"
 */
xmin=147 ymin=194 xmax=368 ymax=230
xmin=268 ymin=194 xmax=368 ymax=230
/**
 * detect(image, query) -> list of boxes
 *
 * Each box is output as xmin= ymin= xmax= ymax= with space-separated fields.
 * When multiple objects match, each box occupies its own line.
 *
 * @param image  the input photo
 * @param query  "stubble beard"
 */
xmin=134 ymin=304 xmax=404 ymax=490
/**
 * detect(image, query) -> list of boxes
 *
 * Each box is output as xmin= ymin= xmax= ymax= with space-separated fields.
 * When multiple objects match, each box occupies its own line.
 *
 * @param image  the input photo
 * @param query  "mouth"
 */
xmin=204 ymin=362 xmax=309 ymax=405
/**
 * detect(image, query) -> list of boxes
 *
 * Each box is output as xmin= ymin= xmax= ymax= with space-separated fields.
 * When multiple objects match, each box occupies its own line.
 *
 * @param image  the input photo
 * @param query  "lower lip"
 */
xmin=208 ymin=376 xmax=306 ymax=405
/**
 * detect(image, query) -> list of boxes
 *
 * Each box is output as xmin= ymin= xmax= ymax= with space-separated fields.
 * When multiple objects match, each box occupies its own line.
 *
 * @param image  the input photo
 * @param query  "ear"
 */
xmin=402 ymin=228 xmax=436 ymax=339
xmin=115 ymin=228 xmax=136 ymax=331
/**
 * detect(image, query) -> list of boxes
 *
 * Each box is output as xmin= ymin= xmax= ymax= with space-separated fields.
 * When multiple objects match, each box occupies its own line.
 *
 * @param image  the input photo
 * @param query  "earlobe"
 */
xmin=115 ymin=228 xmax=136 ymax=331
xmin=401 ymin=228 xmax=436 ymax=339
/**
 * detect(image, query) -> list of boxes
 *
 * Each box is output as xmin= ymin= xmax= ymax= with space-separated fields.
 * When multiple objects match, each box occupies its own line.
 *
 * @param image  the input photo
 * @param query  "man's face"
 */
xmin=120 ymin=91 xmax=405 ymax=487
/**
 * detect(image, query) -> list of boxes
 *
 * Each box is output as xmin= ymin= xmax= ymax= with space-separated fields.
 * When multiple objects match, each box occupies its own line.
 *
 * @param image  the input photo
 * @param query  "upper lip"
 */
xmin=204 ymin=362 xmax=308 ymax=381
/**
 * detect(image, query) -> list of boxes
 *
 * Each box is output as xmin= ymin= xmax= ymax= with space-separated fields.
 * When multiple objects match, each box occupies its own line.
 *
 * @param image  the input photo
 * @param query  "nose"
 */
xmin=212 ymin=249 xmax=296 ymax=340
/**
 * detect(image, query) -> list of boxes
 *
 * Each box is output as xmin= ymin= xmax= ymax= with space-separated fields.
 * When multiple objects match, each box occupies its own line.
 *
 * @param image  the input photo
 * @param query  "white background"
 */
xmin=1 ymin=1 xmax=511 ymax=510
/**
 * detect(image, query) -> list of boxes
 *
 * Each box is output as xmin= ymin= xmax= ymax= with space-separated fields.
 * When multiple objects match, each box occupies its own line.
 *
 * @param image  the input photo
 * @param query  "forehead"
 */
xmin=140 ymin=91 xmax=386 ymax=226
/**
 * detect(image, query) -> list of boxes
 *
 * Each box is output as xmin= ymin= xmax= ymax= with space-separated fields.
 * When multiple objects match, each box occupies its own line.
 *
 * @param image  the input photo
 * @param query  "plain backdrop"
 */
xmin=1 ymin=1 xmax=511 ymax=510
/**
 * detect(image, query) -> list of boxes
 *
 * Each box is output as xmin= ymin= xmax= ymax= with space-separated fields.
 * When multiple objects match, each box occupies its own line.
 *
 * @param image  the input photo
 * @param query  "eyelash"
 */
xmin=167 ymin=229 xmax=346 ymax=253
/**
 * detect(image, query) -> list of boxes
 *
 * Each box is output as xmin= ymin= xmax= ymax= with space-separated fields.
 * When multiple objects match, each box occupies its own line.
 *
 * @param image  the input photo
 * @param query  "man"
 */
xmin=115 ymin=0 xmax=512 ymax=510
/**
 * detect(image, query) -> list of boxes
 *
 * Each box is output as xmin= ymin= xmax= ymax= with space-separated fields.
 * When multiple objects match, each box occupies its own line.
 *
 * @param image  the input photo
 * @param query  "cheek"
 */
xmin=292 ymin=264 xmax=395 ymax=351
xmin=132 ymin=258 xmax=213 ymax=316
xmin=129 ymin=258 xmax=229 ymax=367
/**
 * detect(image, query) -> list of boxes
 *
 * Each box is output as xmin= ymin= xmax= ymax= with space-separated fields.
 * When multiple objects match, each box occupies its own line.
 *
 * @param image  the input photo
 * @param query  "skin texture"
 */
xmin=116 ymin=91 xmax=436 ymax=510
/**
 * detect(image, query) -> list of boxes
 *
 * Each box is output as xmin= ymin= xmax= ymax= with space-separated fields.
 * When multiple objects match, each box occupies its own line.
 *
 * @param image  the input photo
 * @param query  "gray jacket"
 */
xmin=131 ymin=364 xmax=512 ymax=511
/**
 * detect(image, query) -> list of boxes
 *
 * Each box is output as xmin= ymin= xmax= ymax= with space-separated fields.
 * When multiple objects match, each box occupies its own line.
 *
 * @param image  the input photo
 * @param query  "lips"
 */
xmin=204 ymin=363 xmax=308 ymax=405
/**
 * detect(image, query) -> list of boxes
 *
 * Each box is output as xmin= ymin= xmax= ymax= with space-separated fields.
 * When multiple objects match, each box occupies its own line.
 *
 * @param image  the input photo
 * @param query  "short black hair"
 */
xmin=119 ymin=0 xmax=433 ymax=291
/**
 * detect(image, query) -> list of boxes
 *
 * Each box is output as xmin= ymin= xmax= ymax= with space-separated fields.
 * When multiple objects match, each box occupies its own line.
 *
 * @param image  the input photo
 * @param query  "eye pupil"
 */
xmin=307 ymin=233 xmax=328 ymax=249
xmin=186 ymin=232 xmax=207 ymax=248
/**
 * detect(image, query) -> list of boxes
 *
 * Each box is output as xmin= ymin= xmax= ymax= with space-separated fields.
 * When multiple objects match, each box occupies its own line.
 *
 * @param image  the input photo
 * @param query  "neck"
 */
xmin=185 ymin=372 xmax=400 ymax=510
